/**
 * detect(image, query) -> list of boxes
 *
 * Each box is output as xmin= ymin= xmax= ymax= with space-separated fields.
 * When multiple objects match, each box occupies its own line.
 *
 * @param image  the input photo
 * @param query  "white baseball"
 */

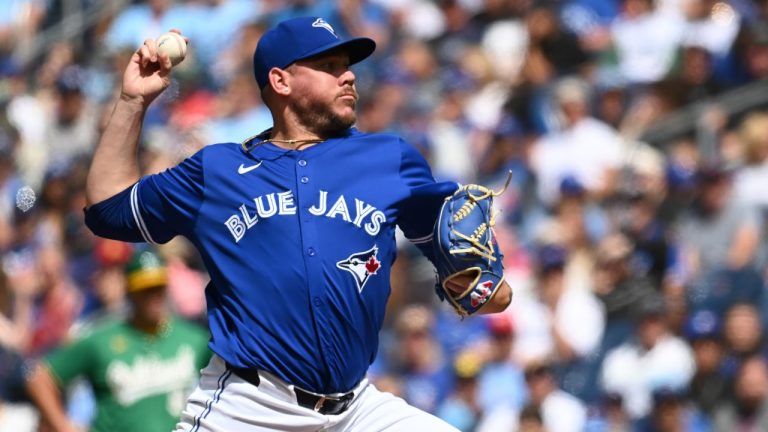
xmin=156 ymin=32 xmax=187 ymax=66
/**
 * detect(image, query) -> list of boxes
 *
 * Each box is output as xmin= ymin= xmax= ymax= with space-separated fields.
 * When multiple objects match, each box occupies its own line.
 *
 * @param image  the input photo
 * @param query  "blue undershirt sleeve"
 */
xmin=84 ymin=183 xmax=146 ymax=242
xmin=84 ymin=148 xmax=206 ymax=244
xmin=395 ymin=139 xmax=459 ymax=262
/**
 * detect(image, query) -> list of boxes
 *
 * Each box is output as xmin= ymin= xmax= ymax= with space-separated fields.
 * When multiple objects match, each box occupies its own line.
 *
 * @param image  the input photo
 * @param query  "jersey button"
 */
xmin=307 ymin=247 xmax=316 ymax=256
xmin=301 ymin=176 xmax=309 ymax=184
xmin=298 ymin=159 xmax=307 ymax=167
xmin=313 ymin=297 xmax=321 ymax=306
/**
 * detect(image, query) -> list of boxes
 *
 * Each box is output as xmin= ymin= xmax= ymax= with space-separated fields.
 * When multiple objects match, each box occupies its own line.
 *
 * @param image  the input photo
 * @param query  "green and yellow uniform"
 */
xmin=44 ymin=251 xmax=211 ymax=432
xmin=46 ymin=317 xmax=211 ymax=432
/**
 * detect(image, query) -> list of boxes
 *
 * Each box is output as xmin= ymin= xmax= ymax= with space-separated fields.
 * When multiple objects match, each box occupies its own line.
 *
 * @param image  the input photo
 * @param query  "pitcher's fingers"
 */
xmin=139 ymin=44 xmax=152 ymax=68
xmin=145 ymin=38 xmax=159 ymax=61
xmin=168 ymin=28 xmax=190 ymax=44
xmin=157 ymin=52 xmax=172 ymax=72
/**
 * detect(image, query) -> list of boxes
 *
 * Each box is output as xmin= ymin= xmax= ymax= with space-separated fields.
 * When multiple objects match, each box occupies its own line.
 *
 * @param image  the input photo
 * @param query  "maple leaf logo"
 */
xmin=365 ymin=256 xmax=380 ymax=274
xmin=337 ymin=245 xmax=381 ymax=293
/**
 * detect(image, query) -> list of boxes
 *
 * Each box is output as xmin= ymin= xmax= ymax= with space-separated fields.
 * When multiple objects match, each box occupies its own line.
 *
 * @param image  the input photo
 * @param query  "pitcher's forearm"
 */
xmin=86 ymin=96 xmax=147 ymax=206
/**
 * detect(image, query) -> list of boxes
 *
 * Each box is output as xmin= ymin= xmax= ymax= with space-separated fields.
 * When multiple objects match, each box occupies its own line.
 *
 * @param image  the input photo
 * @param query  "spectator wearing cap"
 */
xmin=609 ymin=153 xmax=675 ymax=289
xmin=713 ymin=356 xmax=768 ymax=431
xmin=475 ymin=314 xmax=526 ymax=411
xmin=600 ymin=295 xmax=695 ymax=419
xmin=546 ymin=175 xmax=609 ymax=292
xmin=511 ymin=243 xmax=605 ymax=365
xmin=526 ymin=360 xmax=587 ymax=432
xmin=77 ymin=239 xmax=135 ymax=325
xmin=529 ymin=76 xmax=623 ymax=206
xmin=436 ymin=350 xmax=485 ymax=431
xmin=471 ymin=313 xmax=526 ymax=431
xmin=25 ymin=249 xmax=211 ymax=432
xmin=478 ymin=360 xmax=587 ymax=432
xmin=583 ymin=392 xmax=633 ymax=432
xmin=678 ymin=164 xmax=765 ymax=315
xmin=634 ymin=387 xmax=712 ymax=432
xmin=385 ymin=305 xmax=453 ymax=414
xmin=522 ymin=176 xmax=608 ymax=284
xmin=423 ymin=68 xmax=478 ymax=185
xmin=593 ymin=232 xmax=657 ymax=348
xmin=511 ymin=243 xmax=604 ymax=365
xmin=676 ymin=164 xmax=761 ymax=276
xmin=43 ymin=65 xmax=99 ymax=168
xmin=686 ymin=310 xmax=729 ymax=417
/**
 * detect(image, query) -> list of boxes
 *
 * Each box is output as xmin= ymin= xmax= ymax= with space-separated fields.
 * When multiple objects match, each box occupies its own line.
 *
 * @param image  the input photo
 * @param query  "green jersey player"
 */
xmin=25 ymin=250 xmax=211 ymax=432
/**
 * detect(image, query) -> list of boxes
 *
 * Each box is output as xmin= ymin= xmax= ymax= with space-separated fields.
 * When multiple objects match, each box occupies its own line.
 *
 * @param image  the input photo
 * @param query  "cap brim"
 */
xmin=127 ymin=269 xmax=168 ymax=292
xmin=295 ymin=37 xmax=376 ymax=66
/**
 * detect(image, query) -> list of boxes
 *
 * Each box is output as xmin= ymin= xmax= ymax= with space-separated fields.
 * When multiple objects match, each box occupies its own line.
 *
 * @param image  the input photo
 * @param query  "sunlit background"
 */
xmin=2 ymin=0 xmax=768 ymax=431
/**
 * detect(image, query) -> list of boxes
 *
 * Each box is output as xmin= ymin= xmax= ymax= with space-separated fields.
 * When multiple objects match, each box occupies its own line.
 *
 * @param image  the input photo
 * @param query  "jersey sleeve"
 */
xmin=84 ymin=148 xmax=206 ymax=244
xmin=395 ymin=139 xmax=458 ymax=259
xmin=45 ymin=336 xmax=96 ymax=388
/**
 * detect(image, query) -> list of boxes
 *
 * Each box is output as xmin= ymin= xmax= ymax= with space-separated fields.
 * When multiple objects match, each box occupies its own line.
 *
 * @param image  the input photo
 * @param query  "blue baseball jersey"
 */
xmin=85 ymin=128 xmax=457 ymax=394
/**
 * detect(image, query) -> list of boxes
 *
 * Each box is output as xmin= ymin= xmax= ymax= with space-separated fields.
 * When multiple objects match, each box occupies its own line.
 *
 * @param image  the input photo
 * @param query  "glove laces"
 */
xmin=449 ymin=171 xmax=513 ymax=262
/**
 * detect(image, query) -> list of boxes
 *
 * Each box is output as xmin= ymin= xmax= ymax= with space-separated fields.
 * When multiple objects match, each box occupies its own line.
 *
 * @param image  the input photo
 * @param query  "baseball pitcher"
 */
xmin=83 ymin=17 xmax=512 ymax=431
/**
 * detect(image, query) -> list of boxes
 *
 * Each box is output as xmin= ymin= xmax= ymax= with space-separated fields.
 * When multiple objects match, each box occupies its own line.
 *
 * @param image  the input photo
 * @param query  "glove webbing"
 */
xmin=448 ymin=172 xmax=513 ymax=262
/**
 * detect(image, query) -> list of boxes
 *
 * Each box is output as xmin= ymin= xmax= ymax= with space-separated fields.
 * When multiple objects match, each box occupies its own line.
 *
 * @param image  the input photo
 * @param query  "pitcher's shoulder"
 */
xmin=184 ymin=142 xmax=254 ymax=166
xmin=348 ymin=129 xmax=410 ymax=150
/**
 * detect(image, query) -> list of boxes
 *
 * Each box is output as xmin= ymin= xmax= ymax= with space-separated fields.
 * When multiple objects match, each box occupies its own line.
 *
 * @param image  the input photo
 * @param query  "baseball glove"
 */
xmin=433 ymin=173 xmax=511 ymax=317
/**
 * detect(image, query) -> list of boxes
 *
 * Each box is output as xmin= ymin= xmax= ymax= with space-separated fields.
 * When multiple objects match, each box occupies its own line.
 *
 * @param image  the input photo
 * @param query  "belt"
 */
xmin=225 ymin=363 xmax=355 ymax=415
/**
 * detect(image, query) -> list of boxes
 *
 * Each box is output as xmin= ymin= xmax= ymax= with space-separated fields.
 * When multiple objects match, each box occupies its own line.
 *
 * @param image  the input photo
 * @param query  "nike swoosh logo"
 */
xmin=238 ymin=162 xmax=262 ymax=174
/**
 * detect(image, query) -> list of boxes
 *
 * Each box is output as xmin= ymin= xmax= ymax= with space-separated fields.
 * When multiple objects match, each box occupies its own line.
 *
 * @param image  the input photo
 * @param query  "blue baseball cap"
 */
xmin=559 ymin=174 xmax=585 ymax=197
xmin=253 ymin=17 xmax=376 ymax=89
xmin=684 ymin=309 xmax=721 ymax=340
xmin=536 ymin=244 xmax=567 ymax=272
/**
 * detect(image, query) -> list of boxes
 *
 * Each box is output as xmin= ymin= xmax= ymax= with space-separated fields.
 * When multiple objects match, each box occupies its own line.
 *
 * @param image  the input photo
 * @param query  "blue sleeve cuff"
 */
xmin=83 ymin=184 xmax=146 ymax=243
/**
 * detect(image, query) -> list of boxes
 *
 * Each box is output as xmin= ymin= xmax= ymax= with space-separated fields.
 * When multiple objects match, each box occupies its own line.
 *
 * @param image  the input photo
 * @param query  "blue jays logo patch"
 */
xmin=337 ymin=245 xmax=381 ymax=293
xmin=312 ymin=18 xmax=338 ymax=38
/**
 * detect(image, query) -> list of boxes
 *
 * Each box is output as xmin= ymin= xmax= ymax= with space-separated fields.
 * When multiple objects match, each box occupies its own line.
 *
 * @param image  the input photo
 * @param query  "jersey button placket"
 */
xmin=294 ymin=156 xmax=330 ymax=370
xmin=297 ymin=159 xmax=309 ymax=187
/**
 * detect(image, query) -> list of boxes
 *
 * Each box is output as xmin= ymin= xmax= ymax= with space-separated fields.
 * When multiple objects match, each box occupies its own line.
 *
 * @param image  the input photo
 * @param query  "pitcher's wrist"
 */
xmin=118 ymin=92 xmax=150 ymax=110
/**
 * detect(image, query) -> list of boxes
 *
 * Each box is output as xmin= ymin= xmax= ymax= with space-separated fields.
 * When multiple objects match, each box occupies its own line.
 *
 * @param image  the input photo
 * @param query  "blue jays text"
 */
xmin=225 ymin=189 xmax=386 ymax=242
xmin=84 ymin=129 xmax=459 ymax=394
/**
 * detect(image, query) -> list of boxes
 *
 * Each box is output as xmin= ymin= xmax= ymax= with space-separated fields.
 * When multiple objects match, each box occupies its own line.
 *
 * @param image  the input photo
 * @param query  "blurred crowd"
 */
xmin=3 ymin=0 xmax=768 ymax=431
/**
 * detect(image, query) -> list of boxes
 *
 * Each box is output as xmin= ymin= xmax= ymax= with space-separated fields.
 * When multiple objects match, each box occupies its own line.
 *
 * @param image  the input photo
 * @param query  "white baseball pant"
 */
xmin=175 ymin=354 xmax=459 ymax=432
